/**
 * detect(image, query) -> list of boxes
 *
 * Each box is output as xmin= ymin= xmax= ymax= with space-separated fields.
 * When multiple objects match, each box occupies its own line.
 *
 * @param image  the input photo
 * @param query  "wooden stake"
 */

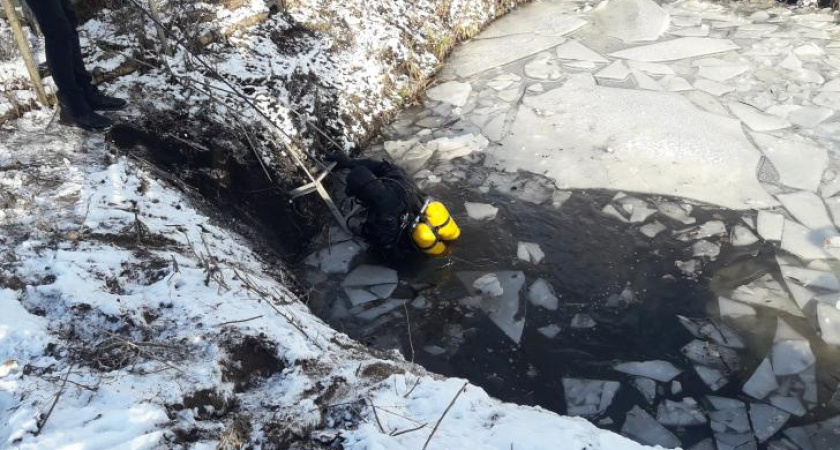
xmin=146 ymin=0 xmax=171 ymax=56
xmin=1 ymin=0 xmax=49 ymax=105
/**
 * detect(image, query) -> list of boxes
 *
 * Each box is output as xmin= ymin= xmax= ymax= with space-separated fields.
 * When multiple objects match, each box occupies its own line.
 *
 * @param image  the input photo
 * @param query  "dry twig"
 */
xmin=422 ymin=381 xmax=469 ymax=450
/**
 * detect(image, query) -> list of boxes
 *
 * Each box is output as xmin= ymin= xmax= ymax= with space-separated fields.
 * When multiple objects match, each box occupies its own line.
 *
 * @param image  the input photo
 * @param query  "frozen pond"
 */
xmin=302 ymin=0 xmax=840 ymax=449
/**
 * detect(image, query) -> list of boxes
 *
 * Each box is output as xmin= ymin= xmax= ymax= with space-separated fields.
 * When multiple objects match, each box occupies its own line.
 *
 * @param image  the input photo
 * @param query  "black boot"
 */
xmin=58 ymin=93 xmax=112 ymax=131
xmin=86 ymin=87 xmax=127 ymax=111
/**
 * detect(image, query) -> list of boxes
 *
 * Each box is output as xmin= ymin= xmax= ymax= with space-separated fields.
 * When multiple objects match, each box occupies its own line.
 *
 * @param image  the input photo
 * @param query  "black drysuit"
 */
xmin=337 ymin=158 xmax=423 ymax=259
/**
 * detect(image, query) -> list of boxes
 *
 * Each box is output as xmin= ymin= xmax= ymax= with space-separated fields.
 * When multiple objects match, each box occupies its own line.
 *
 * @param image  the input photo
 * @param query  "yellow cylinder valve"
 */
xmin=425 ymin=201 xmax=460 ymax=241
xmin=412 ymin=222 xmax=447 ymax=255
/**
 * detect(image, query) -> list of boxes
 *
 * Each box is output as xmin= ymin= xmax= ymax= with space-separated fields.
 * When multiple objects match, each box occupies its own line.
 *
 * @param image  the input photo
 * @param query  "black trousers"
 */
xmin=24 ymin=0 xmax=93 ymax=113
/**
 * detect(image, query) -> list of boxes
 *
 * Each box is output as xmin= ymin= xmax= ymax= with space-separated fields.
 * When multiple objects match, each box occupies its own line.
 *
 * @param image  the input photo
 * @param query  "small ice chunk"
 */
xmin=780 ymin=220 xmax=831 ymax=261
xmin=517 ymin=242 xmax=545 ymax=264
xmin=464 ymin=202 xmax=499 ymax=220
xmin=427 ymin=81 xmax=472 ymax=107
xmin=694 ymin=79 xmax=735 ymax=96
xmin=714 ymin=432 xmax=757 ymax=450
xmin=693 ymin=240 xmax=721 ymax=259
xmin=683 ymin=340 xmax=740 ymax=372
xmin=777 ymin=191 xmax=836 ymax=232
xmin=671 ymin=25 xmax=710 ymax=37
xmin=562 ymin=378 xmax=620 ymax=417
xmin=631 ymin=376 xmax=657 ymax=404
xmin=694 ymin=364 xmax=729 ymax=391
xmin=757 ymin=211 xmax=785 ymax=241
xmin=486 ymin=73 xmax=521 ymax=91
xmin=605 ymin=284 xmax=637 ymax=308
xmin=473 ymin=273 xmax=504 ymax=297
xmin=592 ymin=0 xmax=670 ymax=43
xmin=524 ymin=53 xmax=564 ymax=81
xmin=676 ymin=260 xmax=701 ymax=277
xmin=656 ymin=399 xmax=707 ymax=427
xmin=595 ymin=60 xmax=631 ymax=81
xmin=749 ymin=11 xmax=770 ymax=22
xmin=698 ymin=65 xmax=749 ymax=82
xmin=621 ymin=406 xmax=682 ymax=448
xmin=614 ymin=360 xmax=682 ymax=382
xmin=743 ymin=358 xmax=779 ymax=399
xmin=816 ymin=303 xmax=840 ymax=346
xmin=610 ymin=38 xmax=739 ymax=62
xmin=719 ymin=297 xmax=757 ymax=317
xmin=676 ymin=220 xmax=726 ymax=241
xmin=658 ymin=202 xmax=695 ymax=224
xmin=660 ymin=75 xmax=693 ymax=91
xmin=769 ymin=395 xmax=806 ymax=417
xmin=306 ymin=240 xmax=364 ymax=274
xmin=632 ymin=70 xmax=665 ymax=91
xmin=731 ymin=225 xmax=759 ymax=246
xmin=640 ymin=221 xmax=667 ymax=238
xmin=571 ymin=313 xmax=596 ymax=329
xmin=429 ymin=133 xmax=490 ymax=161
xmin=678 ymin=316 xmax=745 ymax=348
xmin=411 ymin=296 xmax=427 ymax=309
xmin=752 ymin=134 xmax=827 ymax=192
xmin=709 ymin=399 xmax=750 ymax=433
xmin=628 ymin=61 xmax=675 ymax=75
xmin=750 ymin=403 xmax=790 ymax=443
xmin=730 ymin=275 xmax=803 ymax=317
xmin=729 ymin=103 xmax=790 ymax=131
xmin=537 ymin=324 xmax=562 ymax=338
xmin=424 ymin=345 xmax=446 ymax=355
xmin=555 ymin=40 xmax=608 ymax=63
xmin=671 ymin=381 xmax=682 ymax=395
xmin=528 ymin=278 xmax=558 ymax=310
xmin=603 ymin=204 xmax=630 ymax=223
xmin=355 ymin=299 xmax=406 ymax=321
xmin=342 ymin=265 xmax=399 ymax=306
xmin=771 ymin=338 xmax=815 ymax=376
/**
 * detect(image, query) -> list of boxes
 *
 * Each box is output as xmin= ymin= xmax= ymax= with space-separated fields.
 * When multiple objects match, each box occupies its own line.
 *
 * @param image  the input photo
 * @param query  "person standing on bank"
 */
xmin=24 ymin=0 xmax=126 ymax=131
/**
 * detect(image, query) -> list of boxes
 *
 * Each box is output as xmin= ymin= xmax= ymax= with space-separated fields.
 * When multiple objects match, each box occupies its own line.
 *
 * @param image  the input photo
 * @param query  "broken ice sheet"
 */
xmin=458 ymin=271 xmax=526 ymax=344
xmin=756 ymin=211 xmax=785 ymax=241
xmin=714 ymin=432 xmax=757 ymax=450
xmin=562 ymin=378 xmax=620 ymax=417
xmin=571 ymin=313 xmax=596 ymax=329
xmin=464 ymin=202 xmax=498 ymax=220
xmin=731 ymin=225 xmax=758 ymax=246
xmin=426 ymin=81 xmax=472 ymax=107
xmin=708 ymin=397 xmax=751 ymax=434
xmin=537 ymin=323 xmax=561 ymax=338
xmin=729 ymin=103 xmax=790 ymax=132
xmin=305 ymin=239 xmax=365 ymax=275
xmin=675 ymin=220 xmax=726 ymax=241
xmin=631 ymin=376 xmax=657 ymax=404
xmin=621 ymin=405 xmax=682 ymax=448
xmin=595 ymin=60 xmax=631 ymax=81
xmin=658 ymin=202 xmax=696 ymax=225
xmin=640 ymin=221 xmax=667 ymax=238
xmin=342 ymin=265 xmax=399 ymax=307
xmin=719 ymin=296 xmax=756 ymax=318
xmin=750 ymin=403 xmax=790 ymax=443
xmin=816 ymin=303 xmax=840 ymax=346
xmin=555 ymin=40 xmax=608 ymax=63
xmin=693 ymin=240 xmax=721 ymax=259
xmin=684 ymin=338 xmax=740 ymax=371
xmin=695 ymin=364 xmax=729 ymax=391
xmin=678 ymin=316 xmax=745 ymax=348
xmin=610 ymin=38 xmax=740 ymax=62
xmin=656 ymin=399 xmax=707 ymax=427
xmin=517 ymin=242 xmax=545 ymax=264
xmin=524 ymin=52 xmax=564 ymax=81
xmin=592 ymin=0 xmax=670 ymax=43
xmin=614 ymin=360 xmax=682 ymax=382
xmin=527 ymin=278 xmax=558 ymax=310
xmin=771 ymin=318 xmax=815 ymax=376
xmin=742 ymin=358 xmax=779 ymax=400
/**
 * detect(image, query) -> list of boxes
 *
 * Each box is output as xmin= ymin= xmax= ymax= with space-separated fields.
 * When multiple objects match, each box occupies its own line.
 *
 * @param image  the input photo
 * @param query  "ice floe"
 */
xmin=517 ymin=242 xmax=545 ymax=264
xmin=571 ymin=313 xmax=597 ymax=329
xmin=555 ymin=40 xmax=609 ymax=63
xmin=464 ymin=202 xmax=499 ymax=220
xmin=752 ymin=134 xmax=827 ymax=192
xmin=656 ymin=399 xmax=707 ymax=427
xmin=562 ymin=378 xmax=620 ymax=417
xmin=719 ymin=296 xmax=757 ymax=318
xmin=816 ymin=303 xmax=840 ymax=346
xmin=492 ymin=74 xmax=775 ymax=209
xmin=631 ymin=376 xmax=657 ymax=404
xmin=459 ymin=271 xmax=526 ymax=343
xmin=621 ymin=405 xmax=682 ymax=448
xmin=610 ymin=38 xmax=739 ymax=62
xmin=750 ymin=403 xmax=790 ymax=443
xmin=427 ymin=81 xmax=472 ymax=107
xmin=595 ymin=60 xmax=632 ymax=81
xmin=592 ymin=0 xmax=670 ymax=43
xmin=342 ymin=265 xmax=399 ymax=306
xmin=614 ymin=360 xmax=682 ymax=382
xmin=527 ymin=278 xmax=559 ymax=310
xmin=743 ymin=358 xmax=779 ymax=400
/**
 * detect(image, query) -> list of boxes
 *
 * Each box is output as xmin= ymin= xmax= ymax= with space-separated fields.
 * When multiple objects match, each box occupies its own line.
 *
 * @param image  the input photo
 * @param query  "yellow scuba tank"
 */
xmin=410 ymin=200 xmax=460 ymax=256
xmin=425 ymin=201 xmax=460 ymax=241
